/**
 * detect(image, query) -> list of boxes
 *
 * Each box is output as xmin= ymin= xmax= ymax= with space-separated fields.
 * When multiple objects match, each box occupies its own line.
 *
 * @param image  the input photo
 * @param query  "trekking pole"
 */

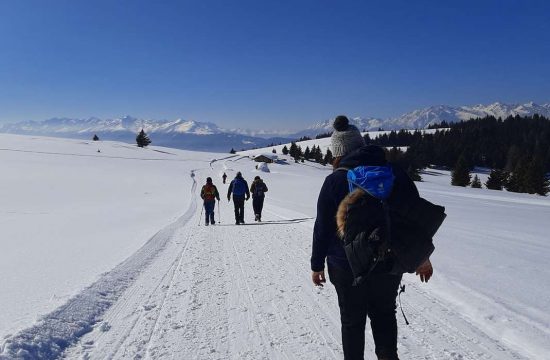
xmin=198 ymin=203 xmax=204 ymax=226
xmin=217 ymin=200 xmax=221 ymax=223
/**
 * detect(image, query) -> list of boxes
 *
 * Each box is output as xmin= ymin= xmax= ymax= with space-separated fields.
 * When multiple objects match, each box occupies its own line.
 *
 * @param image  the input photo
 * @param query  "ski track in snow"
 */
xmin=1 ymin=156 xmax=540 ymax=359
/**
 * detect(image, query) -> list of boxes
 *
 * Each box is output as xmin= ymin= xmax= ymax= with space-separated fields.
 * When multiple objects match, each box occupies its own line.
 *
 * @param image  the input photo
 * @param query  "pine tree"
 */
xmin=229 ymin=148 xmax=236 ymax=154
xmin=304 ymin=146 xmax=311 ymax=160
xmin=296 ymin=145 xmax=303 ymax=160
xmin=289 ymin=142 xmax=298 ymax=158
xmin=471 ymin=175 xmax=482 ymax=188
xmin=324 ymin=149 xmax=333 ymax=165
xmin=314 ymin=146 xmax=323 ymax=163
xmin=282 ymin=145 xmax=289 ymax=155
xmin=505 ymin=145 xmax=522 ymax=171
xmin=93 ymin=134 xmax=99 ymax=141
xmin=136 ymin=129 xmax=151 ymax=148
xmin=523 ymin=157 xmax=549 ymax=195
xmin=485 ymin=169 xmax=508 ymax=190
xmin=451 ymin=155 xmax=471 ymax=186
xmin=506 ymin=159 xmax=528 ymax=193
xmin=363 ymin=133 xmax=371 ymax=144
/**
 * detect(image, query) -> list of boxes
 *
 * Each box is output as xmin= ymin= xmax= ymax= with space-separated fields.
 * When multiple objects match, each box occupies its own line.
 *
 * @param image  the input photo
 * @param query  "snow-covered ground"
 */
xmin=1 ymin=134 xmax=549 ymax=359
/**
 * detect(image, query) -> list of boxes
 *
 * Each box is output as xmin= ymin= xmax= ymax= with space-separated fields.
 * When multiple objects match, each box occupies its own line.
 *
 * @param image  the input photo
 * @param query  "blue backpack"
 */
xmin=231 ymin=178 xmax=247 ymax=196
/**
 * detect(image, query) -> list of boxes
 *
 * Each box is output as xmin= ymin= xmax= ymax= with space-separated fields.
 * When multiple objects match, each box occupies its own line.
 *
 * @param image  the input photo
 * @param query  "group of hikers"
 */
xmin=199 ymin=115 xmax=444 ymax=360
xmin=200 ymin=171 xmax=268 ymax=226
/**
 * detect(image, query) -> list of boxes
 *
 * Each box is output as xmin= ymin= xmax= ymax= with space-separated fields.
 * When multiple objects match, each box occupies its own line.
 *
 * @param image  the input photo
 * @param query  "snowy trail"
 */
xmin=2 ymin=144 xmax=544 ymax=359
xmin=62 ymin=166 xmax=345 ymax=359
xmin=60 ymin=162 xmax=534 ymax=359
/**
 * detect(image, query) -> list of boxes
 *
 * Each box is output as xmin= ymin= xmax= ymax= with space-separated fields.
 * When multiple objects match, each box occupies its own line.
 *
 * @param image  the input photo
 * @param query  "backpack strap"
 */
xmin=382 ymin=200 xmax=392 ymax=248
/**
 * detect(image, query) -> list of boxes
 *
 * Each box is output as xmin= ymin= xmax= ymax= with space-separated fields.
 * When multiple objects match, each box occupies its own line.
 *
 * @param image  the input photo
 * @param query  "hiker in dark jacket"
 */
xmin=250 ymin=176 xmax=268 ymax=221
xmin=227 ymin=172 xmax=250 ymax=224
xmin=222 ymin=172 xmax=227 ymax=184
xmin=311 ymin=116 xmax=433 ymax=360
xmin=200 ymin=177 xmax=220 ymax=226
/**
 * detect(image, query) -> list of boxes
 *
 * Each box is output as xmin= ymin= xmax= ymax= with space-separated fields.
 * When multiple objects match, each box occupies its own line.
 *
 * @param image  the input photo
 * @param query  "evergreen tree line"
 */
xmin=366 ymin=129 xmax=422 ymax=147
xmin=362 ymin=115 xmax=549 ymax=195
xmin=407 ymin=115 xmax=550 ymax=173
xmin=377 ymin=115 xmax=550 ymax=195
xmin=450 ymin=154 xmax=549 ymax=195
xmin=281 ymin=142 xmax=333 ymax=165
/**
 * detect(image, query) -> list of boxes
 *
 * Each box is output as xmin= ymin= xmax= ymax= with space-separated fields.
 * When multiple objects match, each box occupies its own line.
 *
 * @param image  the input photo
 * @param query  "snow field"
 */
xmin=1 ymin=133 xmax=550 ymax=359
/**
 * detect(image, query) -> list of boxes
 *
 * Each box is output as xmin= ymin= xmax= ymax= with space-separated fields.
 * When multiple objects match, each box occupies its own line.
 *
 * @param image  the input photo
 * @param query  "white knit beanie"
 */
xmin=330 ymin=115 xmax=365 ymax=157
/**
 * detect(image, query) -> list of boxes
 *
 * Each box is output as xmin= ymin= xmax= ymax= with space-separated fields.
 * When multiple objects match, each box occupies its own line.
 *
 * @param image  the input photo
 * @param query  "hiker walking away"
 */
xmin=311 ymin=116 xmax=434 ymax=360
xmin=250 ymin=175 xmax=268 ymax=221
xmin=222 ymin=172 xmax=227 ymax=184
xmin=200 ymin=177 xmax=220 ymax=226
xmin=227 ymin=172 xmax=250 ymax=224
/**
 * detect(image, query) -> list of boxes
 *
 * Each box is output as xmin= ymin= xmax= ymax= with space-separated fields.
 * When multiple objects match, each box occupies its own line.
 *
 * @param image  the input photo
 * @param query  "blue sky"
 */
xmin=0 ymin=0 xmax=548 ymax=130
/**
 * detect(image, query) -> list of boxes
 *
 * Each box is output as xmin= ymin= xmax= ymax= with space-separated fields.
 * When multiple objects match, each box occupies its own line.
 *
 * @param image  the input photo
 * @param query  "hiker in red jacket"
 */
xmin=200 ymin=177 xmax=220 ymax=225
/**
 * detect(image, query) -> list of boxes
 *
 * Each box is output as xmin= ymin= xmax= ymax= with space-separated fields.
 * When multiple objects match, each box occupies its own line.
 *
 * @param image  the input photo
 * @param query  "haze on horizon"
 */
xmin=0 ymin=0 xmax=549 ymax=130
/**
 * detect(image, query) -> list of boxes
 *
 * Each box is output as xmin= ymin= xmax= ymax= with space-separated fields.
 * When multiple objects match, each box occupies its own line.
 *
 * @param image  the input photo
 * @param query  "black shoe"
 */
xmin=205 ymin=222 xmax=209 ymax=226
xmin=235 ymin=221 xmax=240 ymax=225
xmin=240 ymin=220 xmax=245 ymax=224
xmin=255 ymin=214 xmax=259 ymax=222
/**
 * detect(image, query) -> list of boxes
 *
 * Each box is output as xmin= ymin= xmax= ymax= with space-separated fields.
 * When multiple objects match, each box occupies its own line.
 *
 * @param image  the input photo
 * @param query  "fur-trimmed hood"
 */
xmin=336 ymin=188 xmax=366 ymax=239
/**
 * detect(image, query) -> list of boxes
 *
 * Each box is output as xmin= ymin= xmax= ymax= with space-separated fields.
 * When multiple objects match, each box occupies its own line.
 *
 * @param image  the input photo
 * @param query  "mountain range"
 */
xmin=299 ymin=101 xmax=550 ymax=137
xmin=1 ymin=101 xmax=549 ymax=152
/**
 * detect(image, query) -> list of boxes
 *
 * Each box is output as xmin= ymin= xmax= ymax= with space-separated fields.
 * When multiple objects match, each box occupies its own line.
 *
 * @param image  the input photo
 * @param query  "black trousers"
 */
xmin=232 ymin=195 xmax=245 ymax=222
xmin=252 ymin=196 xmax=264 ymax=217
xmin=328 ymin=265 xmax=402 ymax=360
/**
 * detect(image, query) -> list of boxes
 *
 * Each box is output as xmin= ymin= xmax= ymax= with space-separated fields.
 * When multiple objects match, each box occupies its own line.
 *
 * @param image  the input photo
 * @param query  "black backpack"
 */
xmin=338 ymin=189 xmax=393 ymax=285
xmin=338 ymin=171 xmax=446 ymax=285
xmin=253 ymin=182 xmax=266 ymax=197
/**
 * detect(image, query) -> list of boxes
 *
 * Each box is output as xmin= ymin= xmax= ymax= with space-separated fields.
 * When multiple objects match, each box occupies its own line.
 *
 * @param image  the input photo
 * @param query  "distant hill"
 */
xmin=2 ymin=101 xmax=548 ymax=151
xmin=0 ymin=115 xmax=292 ymax=153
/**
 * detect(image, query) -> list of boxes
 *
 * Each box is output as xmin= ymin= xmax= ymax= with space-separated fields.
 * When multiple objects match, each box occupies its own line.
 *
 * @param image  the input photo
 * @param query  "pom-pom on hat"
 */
xmin=331 ymin=115 xmax=365 ymax=157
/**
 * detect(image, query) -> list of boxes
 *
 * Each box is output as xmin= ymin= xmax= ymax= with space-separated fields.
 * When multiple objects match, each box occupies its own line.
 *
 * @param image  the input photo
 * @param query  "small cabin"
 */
xmin=253 ymin=153 xmax=277 ymax=163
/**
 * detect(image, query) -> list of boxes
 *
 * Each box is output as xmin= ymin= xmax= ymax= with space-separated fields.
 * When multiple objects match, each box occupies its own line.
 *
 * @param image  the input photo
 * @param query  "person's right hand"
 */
xmin=312 ymin=271 xmax=326 ymax=287
xmin=416 ymin=259 xmax=433 ymax=283
xmin=227 ymin=196 xmax=231 ymax=202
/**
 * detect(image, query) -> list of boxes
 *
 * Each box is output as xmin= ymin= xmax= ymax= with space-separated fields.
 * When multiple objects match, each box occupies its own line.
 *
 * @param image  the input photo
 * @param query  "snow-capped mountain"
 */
xmin=0 ymin=116 xmax=292 ymax=152
xmin=386 ymin=101 xmax=550 ymax=130
xmin=0 ymin=115 xmax=225 ymax=135
xmin=289 ymin=101 xmax=550 ymax=136
xmin=1 ymin=101 xmax=548 ymax=151
xmin=291 ymin=116 xmax=384 ymax=138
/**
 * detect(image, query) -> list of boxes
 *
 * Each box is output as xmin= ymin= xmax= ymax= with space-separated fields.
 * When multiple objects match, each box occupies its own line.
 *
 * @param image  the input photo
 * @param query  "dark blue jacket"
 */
xmin=311 ymin=146 xmax=419 ymax=272
xmin=228 ymin=176 xmax=250 ymax=198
